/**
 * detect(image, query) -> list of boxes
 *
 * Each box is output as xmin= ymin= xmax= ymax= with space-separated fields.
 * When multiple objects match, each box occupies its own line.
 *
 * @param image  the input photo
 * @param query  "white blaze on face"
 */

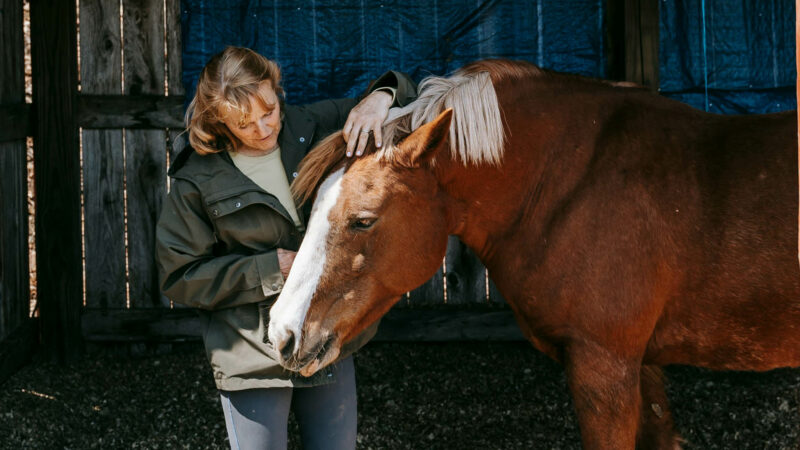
xmin=268 ymin=168 xmax=344 ymax=358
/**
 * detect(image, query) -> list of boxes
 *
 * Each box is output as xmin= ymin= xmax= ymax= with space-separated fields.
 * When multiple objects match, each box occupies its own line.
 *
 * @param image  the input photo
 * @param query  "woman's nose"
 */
xmin=253 ymin=120 xmax=269 ymax=138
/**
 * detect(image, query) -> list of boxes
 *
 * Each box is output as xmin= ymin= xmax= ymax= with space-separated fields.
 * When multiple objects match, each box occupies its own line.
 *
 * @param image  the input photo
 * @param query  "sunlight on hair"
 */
xmin=380 ymin=70 xmax=505 ymax=167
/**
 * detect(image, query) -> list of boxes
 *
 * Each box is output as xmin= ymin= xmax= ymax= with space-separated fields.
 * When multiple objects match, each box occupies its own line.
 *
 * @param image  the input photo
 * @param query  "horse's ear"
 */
xmin=395 ymin=108 xmax=453 ymax=167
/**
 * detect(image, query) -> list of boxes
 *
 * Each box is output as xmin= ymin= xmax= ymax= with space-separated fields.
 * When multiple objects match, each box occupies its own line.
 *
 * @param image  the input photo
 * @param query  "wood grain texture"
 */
xmin=407 ymin=265 xmax=445 ymax=307
xmin=0 ymin=142 xmax=28 ymax=340
xmin=80 ymin=0 xmax=127 ymax=309
xmin=81 ymin=308 xmax=525 ymax=342
xmin=624 ymin=0 xmax=659 ymax=88
xmin=77 ymin=94 xmax=184 ymax=128
xmin=0 ymin=103 xmax=32 ymax=143
xmin=123 ymin=0 xmax=167 ymax=308
xmin=31 ymin=0 xmax=82 ymax=361
xmin=0 ymin=0 xmax=29 ymax=343
xmin=443 ymin=236 xmax=487 ymax=305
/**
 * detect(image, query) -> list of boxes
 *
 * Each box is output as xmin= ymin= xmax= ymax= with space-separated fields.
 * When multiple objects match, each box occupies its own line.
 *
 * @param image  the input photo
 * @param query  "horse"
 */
xmin=267 ymin=59 xmax=800 ymax=449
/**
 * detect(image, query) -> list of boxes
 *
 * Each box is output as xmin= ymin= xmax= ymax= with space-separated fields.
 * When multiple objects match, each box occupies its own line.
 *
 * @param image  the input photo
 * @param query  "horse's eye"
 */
xmin=351 ymin=217 xmax=377 ymax=230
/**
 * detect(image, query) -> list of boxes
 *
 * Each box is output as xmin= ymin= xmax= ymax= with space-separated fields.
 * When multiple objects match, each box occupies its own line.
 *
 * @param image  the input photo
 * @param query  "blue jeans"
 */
xmin=219 ymin=356 xmax=357 ymax=450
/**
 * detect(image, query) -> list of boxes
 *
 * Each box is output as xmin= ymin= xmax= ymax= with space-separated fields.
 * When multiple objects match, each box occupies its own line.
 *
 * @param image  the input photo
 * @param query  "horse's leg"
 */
xmin=637 ymin=365 xmax=682 ymax=449
xmin=564 ymin=343 xmax=641 ymax=450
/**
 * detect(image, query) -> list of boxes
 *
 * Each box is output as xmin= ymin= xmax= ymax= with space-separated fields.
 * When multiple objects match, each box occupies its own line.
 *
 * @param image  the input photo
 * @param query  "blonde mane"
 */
xmin=379 ymin=68 xmax=505 ymax=166
xmin=292 ymin=60 xmax=540 ymax=205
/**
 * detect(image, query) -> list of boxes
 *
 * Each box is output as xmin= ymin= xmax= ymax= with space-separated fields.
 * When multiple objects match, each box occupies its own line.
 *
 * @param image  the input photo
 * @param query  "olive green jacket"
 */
xmin=156 ymin=72 xmax=416 ymax=390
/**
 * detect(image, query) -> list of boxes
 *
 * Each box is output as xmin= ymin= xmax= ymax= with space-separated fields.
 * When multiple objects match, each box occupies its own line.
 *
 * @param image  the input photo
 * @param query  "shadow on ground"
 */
xmin=1 ymin=342 xmax=798 ymax=449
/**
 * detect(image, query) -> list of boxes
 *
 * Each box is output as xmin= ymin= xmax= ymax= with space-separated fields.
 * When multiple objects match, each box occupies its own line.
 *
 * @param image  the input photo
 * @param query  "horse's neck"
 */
xmin=439 ymin=107 xmax=598 ymax=269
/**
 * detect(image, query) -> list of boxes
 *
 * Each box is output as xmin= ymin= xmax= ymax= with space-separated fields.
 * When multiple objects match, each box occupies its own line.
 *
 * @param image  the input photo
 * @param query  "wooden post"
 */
xmin=30 ymin=0 xmax=83 ymax=362
xmin=605 ymin=0 xmax=660 ymax=89
xmin=797 ymin=0 xmax=799 ymax=268
xmin=0 ymin=0 xmax=35 ymax=381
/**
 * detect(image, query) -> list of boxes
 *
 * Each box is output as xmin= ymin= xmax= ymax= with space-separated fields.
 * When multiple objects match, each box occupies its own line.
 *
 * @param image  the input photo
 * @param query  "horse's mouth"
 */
xmin=283 ymin=333 xmax=340 ymax=377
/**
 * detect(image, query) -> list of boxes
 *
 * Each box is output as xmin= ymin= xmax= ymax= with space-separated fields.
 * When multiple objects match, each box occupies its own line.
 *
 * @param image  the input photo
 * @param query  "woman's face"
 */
xmin=222 ymin=81 xmax=282 ymax=152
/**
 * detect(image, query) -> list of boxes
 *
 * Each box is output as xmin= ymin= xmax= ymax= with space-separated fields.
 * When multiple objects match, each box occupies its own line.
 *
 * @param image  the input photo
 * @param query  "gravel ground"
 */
xmin=1 ymin=342 xmax=798 ymax=449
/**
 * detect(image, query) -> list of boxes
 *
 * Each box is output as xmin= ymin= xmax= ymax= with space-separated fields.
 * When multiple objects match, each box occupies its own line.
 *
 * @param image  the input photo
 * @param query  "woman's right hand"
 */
xmin=277 ymin=248 xmax=297 ymax=279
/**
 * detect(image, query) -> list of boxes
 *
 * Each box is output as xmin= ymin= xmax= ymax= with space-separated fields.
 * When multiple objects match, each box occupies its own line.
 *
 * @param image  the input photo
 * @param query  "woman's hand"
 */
xmin=342 ymin=90 xmax=393 ymax=157
xmin=277 ymin=248 xmax=297 ymax=279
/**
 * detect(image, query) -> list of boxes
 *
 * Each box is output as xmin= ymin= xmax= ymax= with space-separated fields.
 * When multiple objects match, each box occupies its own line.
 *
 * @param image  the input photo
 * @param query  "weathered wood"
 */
xmin=375 ymin=308 xmax=524 ymax=341
xmin=0 ymin=319 xmax=38 ymax=384
xmin=407 ymin=265 xmax=445 ymax=307
xmin=81 ymin=308 xmax=525 ymax=342
xmin=31 ymin=0 xmax=82 ymax=362
xmin=166 ymin=0 xmax=184 ymax=97
xmin=166 ymin=0 xmax=186 ymax=164
xmin=125 ymin=130 xmax=167 ymax=307
xmin=604 ymin=0 xmax=626 ymax=81
xmin=0 ymin=0 xmax=29 ymax=348
xmin=488 ymin=275 xmax=507 ymax=305
xmin=604 ymin=0 xmax=659 ymax=89
xmin=624 ymin=0 xmax=659 ymax=88
xmin=0 ymin=103 xmax=32 ymax=143
xmin=0 ymin=141 xmax=29 ymax=339
xmin=82 ymin=132 xmax=126 ymax=309
xmin=77 ymin=94 xmax=185 ymax=129
xmin=123 ymin=0 xmax=167 ymax=308
xmin=80 ymin=0 xmax=126 ymax=310
xmin=444 ymin=236 xmax=487 ymax=305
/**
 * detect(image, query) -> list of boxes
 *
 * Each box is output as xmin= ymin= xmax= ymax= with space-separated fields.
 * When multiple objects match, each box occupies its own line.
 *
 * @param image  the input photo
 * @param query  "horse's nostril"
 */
xmin=280 ymin=331 xmax=295 ymax=362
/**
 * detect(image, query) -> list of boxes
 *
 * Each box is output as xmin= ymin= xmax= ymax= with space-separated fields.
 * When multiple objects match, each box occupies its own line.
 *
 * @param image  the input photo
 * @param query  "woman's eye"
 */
xmin=351 ymin=218 xmax=376 ymax=230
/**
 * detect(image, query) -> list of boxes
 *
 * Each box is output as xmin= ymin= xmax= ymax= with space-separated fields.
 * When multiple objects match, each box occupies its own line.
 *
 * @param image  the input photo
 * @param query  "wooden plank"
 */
xmin=82 ymin=133 xmax=126 ymax=308
xmin=166 ymin=0 xmax=183 ymax=96
xmin=374 ymin=308 xmax=524 ymax=342
xmin=407 ymin=265 xmax=445 ymax=307
xmin=123 ymin=0 xmax=167 ymax=308
xmin=31 ymin=0 xmax=82 ymax=362
xmin=81 ymin=308 xmax=526 ymax=342
xmin=0 ymin=0 xmax=29 ymax=343
xmin=0 ymin=141 xmax=29 ymax=339
xmin=0 ymin=103 xmax=32 ymax=143
xmin=0 ymin=0 xmax=24 ymax=98
xmin=443 ymin=236 xmax=487 ymax=305
xmin=166 ymin=0 xmax=186 ymax=163
xmin=0 ymin=319 xmax=38 ymax=383
xmin=80 ymin=0 xmax=126 ymax=309
xmin=77 ymin=94 xmax=184 ymax=129
xmin=125 ymin=130 xmax=167 ymax=307
xmin=487 ymin=273 xmax=507 ymax=305
xmin=624 ymin=0 xmax=659 ymax=89
xmin=604 ymin=0 xmax=626 ymax=81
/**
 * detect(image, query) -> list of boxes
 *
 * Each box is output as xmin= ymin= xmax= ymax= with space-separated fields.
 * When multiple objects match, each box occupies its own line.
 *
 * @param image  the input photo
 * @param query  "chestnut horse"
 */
xmin=268 ymin=59 xmax=800 ymax=449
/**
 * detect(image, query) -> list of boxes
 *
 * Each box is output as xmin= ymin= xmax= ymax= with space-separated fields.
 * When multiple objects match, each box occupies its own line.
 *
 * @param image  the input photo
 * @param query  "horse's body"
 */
xmin=268 ymin=60 xmax=800 ymax=449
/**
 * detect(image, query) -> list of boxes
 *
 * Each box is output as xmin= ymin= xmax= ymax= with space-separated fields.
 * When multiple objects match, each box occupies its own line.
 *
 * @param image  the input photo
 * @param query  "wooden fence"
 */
xmin=0 ymin=0 xmax=660 ymax=366
xmin=0 ymin=0 xmax=34 ymax=380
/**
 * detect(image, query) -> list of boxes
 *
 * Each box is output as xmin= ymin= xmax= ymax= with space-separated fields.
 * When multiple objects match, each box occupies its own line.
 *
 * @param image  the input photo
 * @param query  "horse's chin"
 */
xmin=286 ymin=332 xmax=342 ymax=377
xmin=297 ymin=344 xmax=340 ymax=377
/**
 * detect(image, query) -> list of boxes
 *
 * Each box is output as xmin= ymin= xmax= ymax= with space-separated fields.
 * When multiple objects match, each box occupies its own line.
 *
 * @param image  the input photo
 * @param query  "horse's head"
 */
xmin=267 ymin=109 xmax=454 ymax=376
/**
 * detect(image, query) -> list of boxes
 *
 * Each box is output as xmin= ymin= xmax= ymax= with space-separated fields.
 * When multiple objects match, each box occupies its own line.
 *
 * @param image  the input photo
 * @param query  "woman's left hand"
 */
xmin=342 ymin=90 xmax=393 ymax=157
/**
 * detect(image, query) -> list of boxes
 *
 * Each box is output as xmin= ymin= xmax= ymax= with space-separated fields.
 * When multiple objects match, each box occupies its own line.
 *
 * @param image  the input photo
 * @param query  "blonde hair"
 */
xmin=185 ymin=46 xmax=284 ymax=155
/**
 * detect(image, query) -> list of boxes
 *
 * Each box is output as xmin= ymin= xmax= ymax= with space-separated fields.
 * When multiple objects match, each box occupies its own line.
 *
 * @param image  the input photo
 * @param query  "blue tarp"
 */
xmin=181 ymin=0 xmax=606 ymax=105
xmin=182 ymin=0 xmax=796 ymax=114
xmin=659 ymin=0 xmax=796 ymax=114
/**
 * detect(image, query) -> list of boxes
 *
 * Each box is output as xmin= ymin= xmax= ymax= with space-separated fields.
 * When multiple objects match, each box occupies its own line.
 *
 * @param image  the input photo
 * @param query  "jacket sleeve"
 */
xmin=155 ymin=179 xmax=285 ymax=310
xmin=302 ymin=70 xmax=419 ymax=138
xmin=368 ymin=70 xmax=418 ymax=107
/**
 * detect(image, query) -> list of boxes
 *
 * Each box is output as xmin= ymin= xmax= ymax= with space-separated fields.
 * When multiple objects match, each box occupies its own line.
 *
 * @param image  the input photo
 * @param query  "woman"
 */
xmin=155 ymin=46 xmax=416 ymax=450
